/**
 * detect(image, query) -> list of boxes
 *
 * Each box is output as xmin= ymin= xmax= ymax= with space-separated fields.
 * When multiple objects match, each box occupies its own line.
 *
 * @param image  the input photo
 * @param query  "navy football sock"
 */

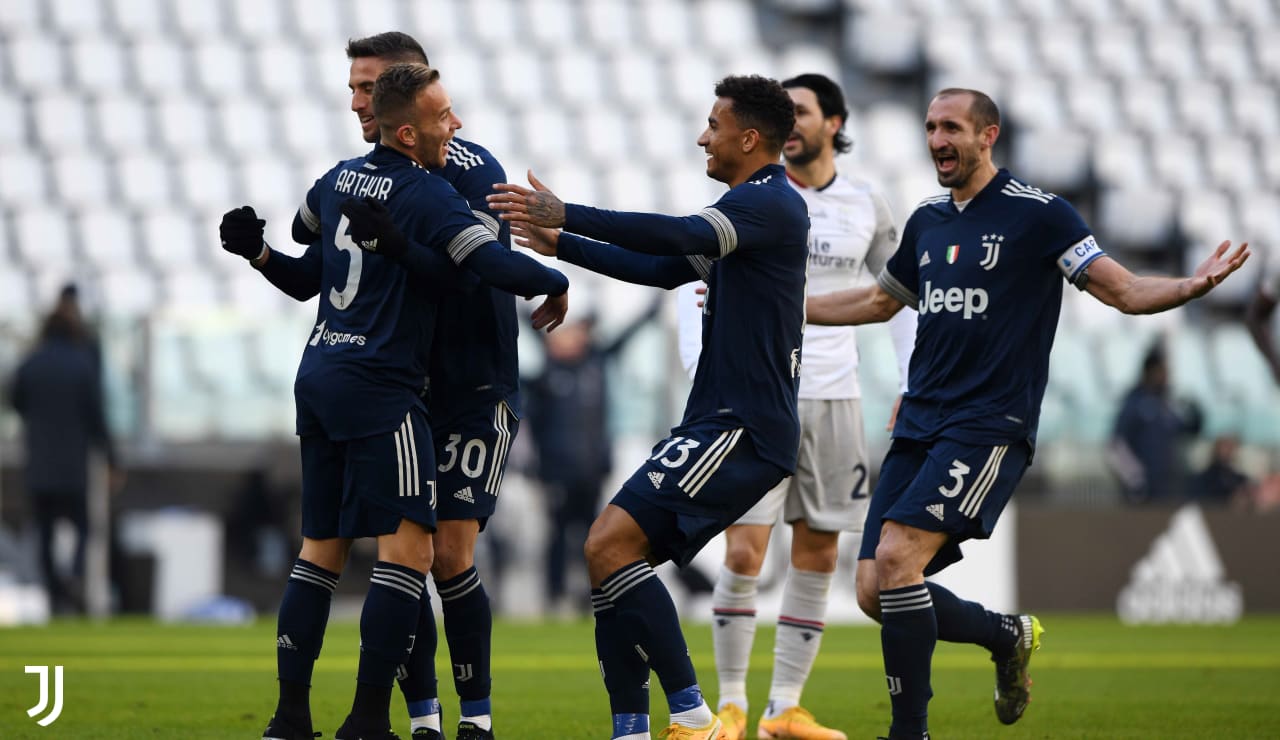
xmin=926 ymin=581 xmax=1018 ymax=655
xmin=880 ymin=584 xmax=936 ymax=738
xmin=602 ymin=561 xmax=702 ymax=705
xmin=351 ymin=561 xmax=426 ymax=728
xmin=437 ymin=566 xmax=493 ymax=708
xmin=593 ymin=587 xmax=650 ymax=737
xmin=274 ymin=558 xmax=339 ymax=728
xmin=396 ymin=588 xmax=440 ymax=716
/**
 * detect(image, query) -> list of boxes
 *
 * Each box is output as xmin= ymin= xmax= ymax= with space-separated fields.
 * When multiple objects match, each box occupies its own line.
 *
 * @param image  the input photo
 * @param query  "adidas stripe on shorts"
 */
xmin=612 ymin=423 xmax=789 ymax=567
xmin=858 ymin=436 xmax=1030 ymax=575
xmin=300 ymin=405 xmax=438 ymax=539
xmin=433 ymin=400 xmax=518 ymax=530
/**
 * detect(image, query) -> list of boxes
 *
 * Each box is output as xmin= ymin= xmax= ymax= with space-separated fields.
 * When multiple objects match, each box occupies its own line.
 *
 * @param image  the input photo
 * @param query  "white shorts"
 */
xmin=735 ymin=398 xmax=871 ymax=532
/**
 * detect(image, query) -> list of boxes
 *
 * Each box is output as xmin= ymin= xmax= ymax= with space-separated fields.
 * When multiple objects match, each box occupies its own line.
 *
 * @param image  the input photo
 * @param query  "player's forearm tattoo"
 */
xmin=527 ymin=192 xmax=565 ymax=227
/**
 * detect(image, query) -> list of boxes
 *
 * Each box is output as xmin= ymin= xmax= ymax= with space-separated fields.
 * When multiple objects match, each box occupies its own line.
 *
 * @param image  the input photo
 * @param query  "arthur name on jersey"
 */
xmin=334 ymin=167 xmax=394 ymax=200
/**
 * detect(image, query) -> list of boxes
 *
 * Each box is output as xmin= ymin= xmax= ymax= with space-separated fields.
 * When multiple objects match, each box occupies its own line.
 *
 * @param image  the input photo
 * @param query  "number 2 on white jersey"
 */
xmin=329 ymin=213 xmax=364 ymax=310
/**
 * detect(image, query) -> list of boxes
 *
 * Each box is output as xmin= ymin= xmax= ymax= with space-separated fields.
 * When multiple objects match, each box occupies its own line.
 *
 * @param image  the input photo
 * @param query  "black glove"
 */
xmin=219 ymin=206 xmax=266 ymax=260
xmin=340 ymin=196 xmax=408 ymax=259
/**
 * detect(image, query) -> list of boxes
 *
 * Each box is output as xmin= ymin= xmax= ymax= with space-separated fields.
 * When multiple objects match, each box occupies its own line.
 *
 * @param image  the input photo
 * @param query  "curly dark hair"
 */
xmin=346 ymin=32 xmax=429 ymax=65
xmin=783 ymin=73 xmax=852 ymax=154
xmin=713 ymin=75 xmax=795 ymax=153
xmin=373 ymin=62 xmax=440 ymax=130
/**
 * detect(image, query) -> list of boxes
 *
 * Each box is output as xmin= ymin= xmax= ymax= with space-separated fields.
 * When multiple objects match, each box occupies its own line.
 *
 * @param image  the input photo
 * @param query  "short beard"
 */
xmin=784 ymin=140 xmax=821 ymax=167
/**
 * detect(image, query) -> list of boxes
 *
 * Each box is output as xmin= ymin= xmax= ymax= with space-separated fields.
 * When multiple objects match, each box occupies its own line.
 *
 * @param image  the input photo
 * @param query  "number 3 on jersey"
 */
xmin=329 ymin=214 xmax=363 ymax=310
xmin=651 ymin=429 xmax=744 ymax=498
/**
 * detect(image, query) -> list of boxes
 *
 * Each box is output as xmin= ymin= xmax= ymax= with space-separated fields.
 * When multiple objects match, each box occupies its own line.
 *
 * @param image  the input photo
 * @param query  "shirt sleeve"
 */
xmin=864 ymin=187 xmax=900 ymax=276
xmin=878 ymin=211 xmax=922 ymax=308
xmin=293 ymin=181 xmax=323 ymax=244
xmin=1040 ymin=197 xmax=1103 ymax=288
xmin=446 ymin=153 xmax=510 ymax=248
xmin=675 ymin=282 xmax=704 ymax=380
xmin=258 ymin=240 xmax=323 ymax=301
xmin=886 ymin=306 xmax=916 ymax=393
xmin=557 ymin=233 xmax=704 ymax=289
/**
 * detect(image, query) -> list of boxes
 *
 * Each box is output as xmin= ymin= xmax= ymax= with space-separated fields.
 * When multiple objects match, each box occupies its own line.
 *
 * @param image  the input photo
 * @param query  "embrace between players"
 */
xmin=218 ymin=30 xmax=1249 ymax=740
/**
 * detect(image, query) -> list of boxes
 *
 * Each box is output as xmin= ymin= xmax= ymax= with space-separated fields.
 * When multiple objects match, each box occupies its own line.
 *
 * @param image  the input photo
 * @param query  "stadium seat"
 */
xmin=76 ymin=206 xmax=141 ymax=270
xmin=229 ymin=0 xmax=285 ymax=40
xmin=95 ymin=95 xmax=152 ymax=154
xmin=465 ymin=0 xmax=519 ymax=48
xmin=406 ymin=0 xmax=462 ymax=47
xmin=1177 ymin=189 xmax=1238 ymax=247
xmin=846 ymin=11 xmax=921 ymax=75
xmin=551 ymin=49 xmax=607 ymax=111
xmin=494 ymin=48 xmax=547 ymax=106
xmin=13 ymin=206 xmax=76 ymax=271
xmin=1011 ymin=128 xmax=1090 ymax=191
xmin=215 ymin=99 xmax=275 ymax=156
xmin=0 ymin=262 xmax=35 ymax=322
xmin=1204 ymin=135 xmax=1261 ymax=192
xmin=520 ymin=105 xmax=574 ymax=164
xmin=159 ymin=271 xmax=225 ymax=313
xmin=539 ymin=161 xmax=600 ymax=208
xmin=0 ymin=151 xmax=52 ymax=206
xmin=861 ymin=104 xmax=930 ymax=171
xmin=1004 ymin=73 xmax=1067 ymax=131
xmin=1065 ymin=77 xmax=1122 ymax=133
xmin=69 ymin=35 xmax=129 ymax=92
xmin=140 ymin=208 xmax=202 ymax=273
xmin=522 ymin=0 xmax=577 ymax=49
xmin=1066 ymin=0 xmax=1117 ymax=22
xmin=666 ymin=49 xmax=719 ymax=114
xmin=115 ymin=151 xmax=173 ymax=210
xmin=1172 ymin=0 xmax=1227 ymax=25
xmin=133 ymin=39 xmax=190 ymax=98
xmin=177 ymin=153 xmax=239 ymax=211
xmin=778 ymin=44 xmax=844 ymax=81
xmin=583 ymin=0 xmax=635 ymax=48
xmin=155 ymin=98 xmax=215 ymax=153
xmin=1145 ymin=23 xmax=1199 ymax=81
xmin=454 ymin=102 xmax=515 ymax=166
xmin=1038 ymin=24 xmax=1094 ymax=78
xmin=194 ymin=39 xmax=250 ymax=101
xmin=1225 ymin=0 xmax=1276 ymax=24
xmin=428 ymin=45 xmax=488 ymax=109
xmin=52 ymin=151 xmax=112 ymax=208
xmin=1228 ymin=80 xmax=1279 ymax=138
xmin=984 ymin=19 xmax=1037 ymax=74
xmin=1119 ymin=0 xmax=1173 ymax=25
xmin=923 ymin=18 xmax=983 ymax=71
xmin=8 ymin=37 xmax=66 ymax=92
xmin=171 ymin=1 xmax=224 ymax=40
xmin=1200 ymin=25 xmax=1253 ymax=82
xmin=97 ymin=267 xmax=157 ymax=318
xmin=1097 ymin=186 xmax=1176 ymax=249
xmin=609 ymin=49 xmax=664 ymax=110
xmin=284 ymin=0 xmax=342 ymax=45
xmin=33 ymin=92 xmax=92 ymax=153
xmin=0 ymin=0 xmax=43 ymax=34
xmin=1237 ymin=191 xmax=1280 ymax=247
xmin=1092 ymin=23 xmax=1145 ymax=79
xmin=347 ymin=0 xmax=405 ymax=40
xmin=697 ymin=0 xmax=762 ymax=51
xmin=640 ymin=0 xmax=694 ymax=51
xmin=253 ymin=41 xmax=310 ymax=101
xmin=107 ymin=0 xmax=165 ymax=38
xmin=0 ymin=92 xmax=28 ymax=153
xmin=149 ymin=325 xmax=217 ymax=439
xmin=662 ymin=163 xmax=723 ymax=215
xmin=603 ymin=160 xmax=660 ymax=213
xmin=1176 ymin=80 xmax=1231 ymax=137
xmin=48 ymin=0 xmax=105 ymax=37
xmin=1149 ymin=133 xmax=1206 ymax=192
xmin=240 ymin=155 xmax=298 ymax=212
xmin=637 ymin=109 xmax=689 ymax=166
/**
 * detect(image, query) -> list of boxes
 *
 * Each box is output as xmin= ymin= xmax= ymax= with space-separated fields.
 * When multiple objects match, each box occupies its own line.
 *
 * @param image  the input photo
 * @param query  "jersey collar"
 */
xmin=742 ymin=163 xmax=785 ymax=185
xmin=784 ymin=170 xmax=839 ymax=191
xmin=369 ymin=143 xmax=425 ymax=169
xmin=951 ymin=167 xmax=1011 ymax=211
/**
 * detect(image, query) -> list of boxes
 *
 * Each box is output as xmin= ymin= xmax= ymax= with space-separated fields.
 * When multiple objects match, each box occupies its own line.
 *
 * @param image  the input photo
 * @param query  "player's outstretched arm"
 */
xmin=219 ymin=205 xmax=321 ymax=301
xmin=807 ymin=283 xmax=905 ymax=326
xmin=1085 ymin=240 xmax=1250 ymax=314
xmin=490 ymin=171 xmax=723 ymax=258
xmin=513 ymin=222 xmax=703 ymax=290
xmin=340 ymin=197 xmax=480 ymax=296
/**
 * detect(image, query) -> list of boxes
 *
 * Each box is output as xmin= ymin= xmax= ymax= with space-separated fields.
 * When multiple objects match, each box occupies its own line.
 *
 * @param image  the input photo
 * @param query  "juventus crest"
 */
xmin=980 ymin=234 xmax=1005 ymax=270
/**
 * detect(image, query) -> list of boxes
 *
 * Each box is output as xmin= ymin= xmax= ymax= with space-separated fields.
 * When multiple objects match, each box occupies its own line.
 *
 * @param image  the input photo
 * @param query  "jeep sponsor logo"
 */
xmin=917 ymin=280 xmax=989 ymax=319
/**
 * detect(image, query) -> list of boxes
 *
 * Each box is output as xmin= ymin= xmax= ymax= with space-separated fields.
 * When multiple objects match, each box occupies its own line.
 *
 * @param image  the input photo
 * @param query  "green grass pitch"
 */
xmin=1 ymin=615 xmax=1278 ymax=738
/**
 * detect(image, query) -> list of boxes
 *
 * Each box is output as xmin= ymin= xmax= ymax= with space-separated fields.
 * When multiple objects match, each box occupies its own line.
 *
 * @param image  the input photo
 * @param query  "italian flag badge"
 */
xmin=946 ymin=244 xmax=960 ymax=263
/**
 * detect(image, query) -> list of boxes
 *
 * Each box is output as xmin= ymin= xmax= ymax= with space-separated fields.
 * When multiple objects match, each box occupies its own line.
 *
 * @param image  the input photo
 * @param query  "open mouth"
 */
xmin=934 ymin=151 xmax=958 ymax=174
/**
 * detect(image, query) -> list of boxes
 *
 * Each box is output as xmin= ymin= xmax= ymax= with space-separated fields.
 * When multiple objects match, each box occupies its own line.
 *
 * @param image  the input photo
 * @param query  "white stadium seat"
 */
xmin=666 ymin=49 xmax=719 ymax=114
xmin=69 ymin=35 xmax=129 ymax=92
xmin=171 ymin=1 xmax=224 ymax=39
xmin=0 ymin=150 xmax=52 ymax=206
xmin=1093 ymin=24 xmax=1145 ymax=79
xmin=1204 ymin=135 xmax=1261 ymax=192
xmin=924 ymin=18 xmax=983 ymax=72
xmin=1119 ymin=77 xmax=1177 ymax=135
xmin=1199 ymin=25 xmax=1253 ymax=83
xmin=847 ymin=11 xmax=921 ymax=75
xmin=52 ymin=152 xmax=113 ymax=207
xmin=1150 ymin=133 xmax=1206 ymax=191
xmin=1175 ymin=79 xmax=1231 ymax=136
xmin=983 ymin=19 xmax=1037 ymax=77
xmin=494 ymin=48 xmax=547 ymax=106
xmin=605 ymin=160 xmax=661 ymax=213
xmin=286 ymin=0 xmax=343 ymax=45
xmin=640 ymin=0 xmax=694 ymax=52
xmin=194 ymin=39 xmax=250 ymax=100
xmin=466 ymin=0 xmax=518 ymax=48
xmin=216 ymin=99 xmax=275 ymax=156
xmin=1146 ymin=23 xmax=1199 ymax=81
xmin=240 ymin=155 xmax=298 ymax=212
xmin=155 ymin=98 xmax=216 ymax=153
xmin=454 ymin=103 xmax=515 ymax=165
xmin=551 ymin=49 xmax=607 ymax=110
xmin=778 ymin=44 xmax=843 ymax=81
xmin=1011 ymin=128 xmax=1090 ymax=190
xmin=583 ymin=0 xmax=636 ymax=49
xmin=8 ymin=37 xmax=66 ymax=92
xmin=279 ymin=99 xmax=335 ymax=158
xmin=254 ymin=41 xmax=310 ymax=101
xmin=1065 ymin=78 xmax=1122 ymax=133
xmin=0 ymin=0 xmax=43 ymax=34
xmin=108 ymin=0 xmax=164 ymax=38
xmin=177 ymin=153 xmax=239 ymax=211
xmin=1098 ymin=186 xmax=1176 ymax=249
xmin=579 ymin=108 xmax=630 ymax=166
xmin=1037 ymin=24 xmax=1094 ymax=78
xmin=0 ymin=91 xmax=28 ymax=153
xmin=14 ymin=205 xmax=77 ymax=270
xmin=1092 ymin=132 xmax=1154 ymax=187
xmin=637 ymin=109 xmax=690 ymax=166
xmin=608 ymin=49 xmax=663 ymax=110
xmin=141 ymin=208 xmax=202 ymax=272
xmin=230 ymin=0 xmax=285 ymax=40
xmin=347 ymin=0 xmax=404 ymax=40
xmin=115 ymin=151 xmax=174 ymax=209
xmin=33 ymin=93 xmax=91 ymax=153
xmin=1004 ymin=73 xmax=1067 ymax=130
xmin=77 ymin=206 xmax=141 ymax=270
xmin=522 ymin=0 xmax=577 ymax=49
xmin=520 ymin=105 xmax=574 ymax=163
xmin=133 ymin=39 xmax=189 ymax=98
xmin=697 ymin=0 xmax=762 ymax=51
xmin=49 ymin=0 xmax=105 ymax=37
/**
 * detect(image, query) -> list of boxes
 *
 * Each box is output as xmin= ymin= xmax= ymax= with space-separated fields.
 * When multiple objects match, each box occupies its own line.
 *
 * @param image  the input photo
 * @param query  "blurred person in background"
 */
xmin=1108 ymin=342 xmax=1203 ymax=504
xmin=490 ymin=74 xmax=807 ymax=740
xmin=1189 ymin=435 xmax=1253 ymax=505
xmin=678 ymin=73 xmax=915 ymax=740
xmin=1245 ymin=253 xmax=1280 ymax=384
xmin=7 ymin=283 xmax=121 ymax=614
xmin=525 ymin=299 xmax=659 ymax=617
xmin=805 ymin=88 xmax=1248 ymax=740
xmin=219 ymin=61 xmax=567 ymax=740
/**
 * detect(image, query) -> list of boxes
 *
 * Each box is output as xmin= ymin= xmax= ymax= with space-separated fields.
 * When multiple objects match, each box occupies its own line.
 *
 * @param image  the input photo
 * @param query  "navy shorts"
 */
xmin=858 ymin=437 xmax=1030 ymax=574
xmin=300 ymin=408 xmax=438 ymax=539
xmin=433 ymin=400 xmax=518 ymax=530
xmin=612 ymin=425 xmax=789 ymax=568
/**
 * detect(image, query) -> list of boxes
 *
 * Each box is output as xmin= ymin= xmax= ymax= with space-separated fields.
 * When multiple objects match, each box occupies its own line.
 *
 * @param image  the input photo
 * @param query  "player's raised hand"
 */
xmin=1187 ymin=240 xmax=1250 ymax=298
xmin=511 ymin=221 xmax=560 ymax=258
xmin=340 ymin=196 xmax=408 ymax=259
xmin=531 ymin=290 xmax=568 ymax=333
xmin=487 ymin=169 xmax=566 ymax=228
xmin=219 ymin=205 xmax=266 ymax=260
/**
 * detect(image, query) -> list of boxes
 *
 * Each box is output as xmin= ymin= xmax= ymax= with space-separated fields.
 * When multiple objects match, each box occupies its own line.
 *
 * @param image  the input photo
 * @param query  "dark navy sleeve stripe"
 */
xmin=447 ymin=224 xmax=494 ymax=263
xmin=879 ymin=267 xmax=917 ymax=307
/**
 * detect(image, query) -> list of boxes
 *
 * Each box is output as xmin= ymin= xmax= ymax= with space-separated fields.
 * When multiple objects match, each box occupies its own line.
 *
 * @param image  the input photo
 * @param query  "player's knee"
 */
xmin=723 ymin=539 xmax=765 ymax=576
xmin=430 ymin=540 xmax=474 ymax=580
xmin=855 ymin=579 xmax=881 ymax=622
xmin=874 ymin=540 xmax=914 ymax=584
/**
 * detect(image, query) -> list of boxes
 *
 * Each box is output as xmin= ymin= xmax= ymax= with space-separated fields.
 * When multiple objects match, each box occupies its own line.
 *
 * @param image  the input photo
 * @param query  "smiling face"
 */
xmin=925 ymin=92 xmax=997 ymax=193
xmin=349 ymin=56 xmax=391 ymax=143
xmin=782 ymin=86 xmax=836 ymax=167
xmin=402 ymin=80 xmax=461 ymax=169
xmin=696 ymin=97 xmax=749 ymax=184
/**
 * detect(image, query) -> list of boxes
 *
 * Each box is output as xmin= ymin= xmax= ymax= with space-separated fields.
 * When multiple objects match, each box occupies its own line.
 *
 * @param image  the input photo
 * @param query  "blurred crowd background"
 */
xmin=1 ymin=0 xmax=1278 ymax=622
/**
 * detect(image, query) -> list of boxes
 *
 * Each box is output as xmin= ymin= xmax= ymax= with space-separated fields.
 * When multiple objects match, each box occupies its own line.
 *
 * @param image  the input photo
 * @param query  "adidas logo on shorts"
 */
xmin=453 ymin=486 xmax=475 ymax=503
xmin=277 ymin=634 xmax=297 ymax=650
xmin=648 ymin=471 xmax=665 ymax=489
xmin=926 ymin=503 xmax=945 ymax=521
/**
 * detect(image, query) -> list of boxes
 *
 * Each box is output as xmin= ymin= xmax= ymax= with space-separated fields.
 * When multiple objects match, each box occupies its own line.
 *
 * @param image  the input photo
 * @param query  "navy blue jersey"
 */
xmin=292 ymin=144 xmax=503 ymax=441
xmin=559 ymin=164 xmax=809 ymax=472
xmin=878 ymin=169 xmax=1104 ymax=446
xmin=427 ymin=137 xmax=520 ymax=423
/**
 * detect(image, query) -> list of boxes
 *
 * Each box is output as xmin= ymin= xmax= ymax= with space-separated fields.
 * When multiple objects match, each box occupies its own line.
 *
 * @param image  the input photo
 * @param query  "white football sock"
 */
xmin=711 ymin=564 xmax=759 ymax=711
xmin=766 ymin=567 xmax=833 ymax=716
